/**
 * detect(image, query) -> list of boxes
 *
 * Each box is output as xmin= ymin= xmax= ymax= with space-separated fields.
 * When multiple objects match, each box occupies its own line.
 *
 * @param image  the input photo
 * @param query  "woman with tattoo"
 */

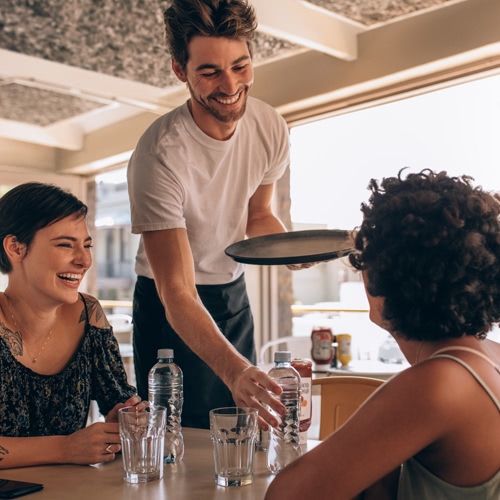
xmin=0 ymin=182 xmax=142 ymax=468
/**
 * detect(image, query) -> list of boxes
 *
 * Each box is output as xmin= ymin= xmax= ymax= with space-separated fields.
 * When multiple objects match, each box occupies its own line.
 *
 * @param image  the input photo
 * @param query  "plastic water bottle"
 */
xmin=267 ymin=351 xmax=302 ymax=474
xmin=148 ymin=348 xmax=184 ymax=464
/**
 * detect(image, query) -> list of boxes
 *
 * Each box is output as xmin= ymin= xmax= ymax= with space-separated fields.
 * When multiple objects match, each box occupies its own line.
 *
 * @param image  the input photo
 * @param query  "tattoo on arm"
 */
xmin=0 ymin=321 xmax=23 ymax=356
xmin=79 ymin=297 xmax=110 ymax=327
xmin=0 ymin=444 xmax=9 ymax=462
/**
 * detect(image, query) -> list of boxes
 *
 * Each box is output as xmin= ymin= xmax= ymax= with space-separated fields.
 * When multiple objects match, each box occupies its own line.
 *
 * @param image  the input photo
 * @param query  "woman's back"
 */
xmin=398 ymin=341 xmax=500 ymax=498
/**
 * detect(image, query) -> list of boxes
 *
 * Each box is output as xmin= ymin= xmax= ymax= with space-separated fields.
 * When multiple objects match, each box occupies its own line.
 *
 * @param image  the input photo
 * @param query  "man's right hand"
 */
xmin=228 ymin=364 xmax=286 ymax=430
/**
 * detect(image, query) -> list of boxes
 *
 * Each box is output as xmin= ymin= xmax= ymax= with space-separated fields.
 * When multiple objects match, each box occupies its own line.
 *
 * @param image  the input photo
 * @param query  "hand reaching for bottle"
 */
xmin=228 ymin=364 xmax=286 ymax=430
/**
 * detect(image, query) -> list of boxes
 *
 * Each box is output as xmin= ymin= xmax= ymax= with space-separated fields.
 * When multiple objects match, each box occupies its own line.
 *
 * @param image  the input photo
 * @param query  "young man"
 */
xmin=128 ymin=0 xmax=290 ymax=429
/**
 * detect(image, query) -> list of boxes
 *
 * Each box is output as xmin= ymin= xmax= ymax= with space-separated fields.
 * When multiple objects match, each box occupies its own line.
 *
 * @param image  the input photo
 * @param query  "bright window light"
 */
xmin=290 ymin=73 xmax=500 ymax=230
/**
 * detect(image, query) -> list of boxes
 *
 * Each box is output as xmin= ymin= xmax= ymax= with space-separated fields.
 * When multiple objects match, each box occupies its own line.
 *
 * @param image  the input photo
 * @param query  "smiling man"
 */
xmin=127 ymin=0 xmax=290 ymax=429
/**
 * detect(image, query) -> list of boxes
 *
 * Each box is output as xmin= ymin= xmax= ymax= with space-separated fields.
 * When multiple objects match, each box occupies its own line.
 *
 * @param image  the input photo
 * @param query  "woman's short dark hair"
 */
xmin=164 ymin=0 xmax=257 ymax=71
xmin=0 ymin=182 xmax=88 ymax=274
xmin=350 ymin=169 xmax=500 ymax=341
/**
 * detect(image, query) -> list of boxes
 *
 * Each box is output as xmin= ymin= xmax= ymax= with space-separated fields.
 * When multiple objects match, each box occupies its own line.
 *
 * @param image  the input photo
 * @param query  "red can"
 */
xmin=311 ymin=327 xmax=334 ymax=365
xmin=291 ymin=358 xmax=313 ymax=432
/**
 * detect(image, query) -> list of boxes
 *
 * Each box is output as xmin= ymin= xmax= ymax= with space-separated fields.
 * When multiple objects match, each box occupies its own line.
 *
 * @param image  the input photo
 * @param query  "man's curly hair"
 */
xmin=349 ymin=169 xmax=500 ymax=341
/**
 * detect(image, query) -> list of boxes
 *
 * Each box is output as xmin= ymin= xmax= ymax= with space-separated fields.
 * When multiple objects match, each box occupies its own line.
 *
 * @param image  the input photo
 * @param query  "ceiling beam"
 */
xmin=0 ymin=49 xmax=184 ymax=114
xmin=0 ymin=138 xmax=56 ymax=172
xmin=56 ymin=112 xmax=159 ymax=175
xmin=252 ymin=0 xmax=364 ymax=61
xmin=0 ymin=119 xmax=83 ymax=150
xmin=251 ymin=0 xmax=500 ymax=118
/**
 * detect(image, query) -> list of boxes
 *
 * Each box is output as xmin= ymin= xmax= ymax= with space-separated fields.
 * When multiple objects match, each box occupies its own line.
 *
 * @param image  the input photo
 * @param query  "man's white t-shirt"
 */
xmin=127 ymin=96 xmax=290 ymax=285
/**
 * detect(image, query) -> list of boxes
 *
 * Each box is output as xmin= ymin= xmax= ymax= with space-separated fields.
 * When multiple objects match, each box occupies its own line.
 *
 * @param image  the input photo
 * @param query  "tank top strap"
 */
xmin=432 ymin=346 xmax=500 ymax=373
xmin=431 ymin=351 xmax=500 ymax=412
xmin=78 ymin=292 xmax=90 ymax=325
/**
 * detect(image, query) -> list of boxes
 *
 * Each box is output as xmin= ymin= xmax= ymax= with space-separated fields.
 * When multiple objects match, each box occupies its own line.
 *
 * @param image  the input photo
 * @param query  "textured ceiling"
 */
xmin=307 ymin=0 xmax=456 ymax=25
xmin=0 ymin=82 xmax=106 ymax=126
xmin=0 ymin=0 xmax=455 ymax=127
xmin=0 ymin=0 xmax=296 ymax=88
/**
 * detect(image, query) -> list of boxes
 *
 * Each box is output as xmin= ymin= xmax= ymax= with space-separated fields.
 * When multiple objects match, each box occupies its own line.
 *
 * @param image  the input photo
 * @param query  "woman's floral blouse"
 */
xmin=0 ymin=295 xmax=135 ymax=437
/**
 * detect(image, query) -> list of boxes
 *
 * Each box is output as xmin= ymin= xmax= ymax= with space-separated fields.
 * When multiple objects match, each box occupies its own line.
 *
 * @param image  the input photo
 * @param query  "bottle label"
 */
xmin=299 ymin=377 xmax=312 ymax=420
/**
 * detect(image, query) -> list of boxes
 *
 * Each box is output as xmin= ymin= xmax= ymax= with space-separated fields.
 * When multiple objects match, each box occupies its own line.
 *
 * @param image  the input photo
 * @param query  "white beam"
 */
xmin=251 ymin=0 xmax=364 ymax=61
xmin=0 ymin=49 xmax=184 ymax=114
xmin=0 ymin=138 xmax=56 ymax=172
xmin=251 ymin=0 xmax=500 ymax=117
xmin=56 ymin=112 xmax=159 ymax=175
xmin=0 ymin=119 xmax=83 ymax=150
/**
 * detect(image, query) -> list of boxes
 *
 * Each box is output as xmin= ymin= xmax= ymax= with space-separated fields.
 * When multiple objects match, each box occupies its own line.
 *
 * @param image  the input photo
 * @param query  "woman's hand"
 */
xmin=63 ymin=422 xmax=122 ymax=464
xmin=105 ymin=395 xmax=147 ymax=423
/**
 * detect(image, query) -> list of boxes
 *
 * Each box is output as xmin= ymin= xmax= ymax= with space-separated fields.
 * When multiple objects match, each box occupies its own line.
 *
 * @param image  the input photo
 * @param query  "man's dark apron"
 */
xmin=132 ymin=273 xmax=256 ymax=429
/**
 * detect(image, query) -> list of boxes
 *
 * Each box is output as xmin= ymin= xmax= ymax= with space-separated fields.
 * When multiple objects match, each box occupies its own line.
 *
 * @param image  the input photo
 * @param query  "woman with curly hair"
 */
xmin=266 ymin=170 xmax=500 ymax=499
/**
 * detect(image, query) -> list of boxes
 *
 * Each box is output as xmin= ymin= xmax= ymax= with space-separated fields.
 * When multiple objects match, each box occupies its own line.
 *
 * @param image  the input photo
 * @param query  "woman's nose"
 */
xmin=75 ymin=247 xmax=92 ymax=270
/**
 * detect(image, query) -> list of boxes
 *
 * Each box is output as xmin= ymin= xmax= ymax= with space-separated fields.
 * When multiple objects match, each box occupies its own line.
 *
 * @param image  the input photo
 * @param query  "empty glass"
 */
xmin=118 ymin=405 xmax=166 ymax=483
xmin=209 ymin=407 xmax=258 ymax=487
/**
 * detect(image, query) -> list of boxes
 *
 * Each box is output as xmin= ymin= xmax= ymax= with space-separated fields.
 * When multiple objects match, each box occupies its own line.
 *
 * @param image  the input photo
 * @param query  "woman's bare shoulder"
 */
xmin=74 ymin=293 xmax=110 ymax=329
xmin=384 ymin=355 xmax=492 ymax=418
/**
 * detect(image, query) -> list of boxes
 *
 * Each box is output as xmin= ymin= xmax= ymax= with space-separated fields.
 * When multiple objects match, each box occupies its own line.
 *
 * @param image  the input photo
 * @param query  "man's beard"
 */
xmin=188 ymin=83 xmax=249 ymax=124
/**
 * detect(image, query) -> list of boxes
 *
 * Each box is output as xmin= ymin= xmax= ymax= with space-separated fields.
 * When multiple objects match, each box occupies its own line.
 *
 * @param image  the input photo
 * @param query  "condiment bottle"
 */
xmin=311 ymin=327 xmax=334 ymax=366
xmin=337 ymin=333 xmax=352 ymax=367
xmin=291 ymin=358 xmax=313 ymax=433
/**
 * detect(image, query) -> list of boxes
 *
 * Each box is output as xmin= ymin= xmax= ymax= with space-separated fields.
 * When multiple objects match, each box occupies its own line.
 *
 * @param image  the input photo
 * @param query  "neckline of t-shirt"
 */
xmin=180 ymin=101 xmax=241 ymax=151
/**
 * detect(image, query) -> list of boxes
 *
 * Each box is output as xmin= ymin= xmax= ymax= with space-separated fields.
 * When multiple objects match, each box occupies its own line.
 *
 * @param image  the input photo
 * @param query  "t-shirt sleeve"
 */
xmin=90 ymin=326 xmax=136 ymax=417
xmin=127 ymin=151 xmax=186 ymax=234
xmin=261 ymin=111 xmax=290 ymax=185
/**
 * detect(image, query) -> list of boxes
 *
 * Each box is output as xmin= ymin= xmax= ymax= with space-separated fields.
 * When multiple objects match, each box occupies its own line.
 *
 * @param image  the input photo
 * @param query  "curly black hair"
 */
xmin=349 ymin=169 xmax=500 ymax=341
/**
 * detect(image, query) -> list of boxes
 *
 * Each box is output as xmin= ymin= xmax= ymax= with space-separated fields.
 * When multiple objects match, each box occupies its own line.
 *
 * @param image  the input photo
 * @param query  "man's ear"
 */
xmin=172 ymin=59 xmax=187 ymax=83
xmin=3 ymin=235 xmax=27 ymax=265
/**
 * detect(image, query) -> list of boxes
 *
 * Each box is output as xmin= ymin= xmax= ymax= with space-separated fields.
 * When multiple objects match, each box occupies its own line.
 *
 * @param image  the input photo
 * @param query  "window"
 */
xmin=95 ymin=167 xmax=140 ymax=302
xmin=289 ymin=72 xmax=500 ymax=356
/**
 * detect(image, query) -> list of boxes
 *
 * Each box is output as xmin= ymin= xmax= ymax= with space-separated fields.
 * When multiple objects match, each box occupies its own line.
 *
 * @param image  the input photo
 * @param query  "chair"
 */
xmin=313 ymin=376 xmax=384 ymax=440
xmin=107 ymin=313 xmax=133 ymax=344
xmin=107 ymin=313 xmax=135 ymax=385
xmin=258 ymin=336 xmax=311 ymax=365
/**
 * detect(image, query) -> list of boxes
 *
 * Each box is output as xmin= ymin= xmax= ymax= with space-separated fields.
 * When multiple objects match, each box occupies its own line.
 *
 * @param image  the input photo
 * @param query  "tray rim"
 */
xmin=224 ymin=229 xmax=355 ymax=265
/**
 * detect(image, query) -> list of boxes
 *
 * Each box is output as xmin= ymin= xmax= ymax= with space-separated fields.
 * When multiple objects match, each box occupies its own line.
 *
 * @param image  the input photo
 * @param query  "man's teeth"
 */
xmin=215 ymin=93 xmax=240 ymax=104
xmin=57 ymin=273 xmax=82 ymax=282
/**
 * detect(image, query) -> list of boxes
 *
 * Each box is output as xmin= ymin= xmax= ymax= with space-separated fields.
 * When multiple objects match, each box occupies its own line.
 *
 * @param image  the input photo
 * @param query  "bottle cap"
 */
xmin=274 ymin=351 xmax=291 ymax=362
xmin=158 ymin=348 xmax=174 ymax=359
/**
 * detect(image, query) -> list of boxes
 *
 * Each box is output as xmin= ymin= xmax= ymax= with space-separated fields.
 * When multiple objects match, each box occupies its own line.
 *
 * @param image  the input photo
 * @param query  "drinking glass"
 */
xmin=118 ymin=405 xmax=166 ymax=483
xmin=209 ymin=407 xmax=258 ymax=487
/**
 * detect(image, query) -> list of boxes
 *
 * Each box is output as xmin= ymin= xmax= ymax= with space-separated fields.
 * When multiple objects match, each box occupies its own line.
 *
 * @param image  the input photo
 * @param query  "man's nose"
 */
xmin=218 ymin=72 xmax=239 ymax=95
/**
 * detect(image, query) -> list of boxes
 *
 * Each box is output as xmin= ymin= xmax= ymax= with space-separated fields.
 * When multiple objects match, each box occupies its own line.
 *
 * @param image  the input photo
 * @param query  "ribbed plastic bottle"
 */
xmin=266 ymin=350 xmax=302 ymax=474
xmin=148 ymin=348 xmax=184 ymax=464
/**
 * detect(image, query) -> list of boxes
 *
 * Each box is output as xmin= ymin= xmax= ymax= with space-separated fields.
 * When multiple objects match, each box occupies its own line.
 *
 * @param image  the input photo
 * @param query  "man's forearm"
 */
xmin=158 ymin=287 xmax=250 ymax=387
xmin=246 ymin=213 xmax=286 ymax=239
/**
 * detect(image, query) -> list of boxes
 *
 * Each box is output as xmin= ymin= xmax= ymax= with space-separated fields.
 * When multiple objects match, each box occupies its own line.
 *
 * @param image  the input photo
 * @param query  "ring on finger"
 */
xmin=105 ymin=444 xmax=113 ymax=454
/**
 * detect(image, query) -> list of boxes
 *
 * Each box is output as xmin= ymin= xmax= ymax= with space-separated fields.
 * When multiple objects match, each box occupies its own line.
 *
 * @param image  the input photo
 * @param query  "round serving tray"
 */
xmin=225 ymin=229 xmax=355 ymax=265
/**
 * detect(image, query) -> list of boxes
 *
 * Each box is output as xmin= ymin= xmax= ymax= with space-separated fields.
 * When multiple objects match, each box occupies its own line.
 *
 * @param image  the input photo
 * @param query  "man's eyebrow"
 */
xmin=195 ymin=55 xmax=250 ymax=71
xmin=50 ymin=236 xmax=93 ymax=242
